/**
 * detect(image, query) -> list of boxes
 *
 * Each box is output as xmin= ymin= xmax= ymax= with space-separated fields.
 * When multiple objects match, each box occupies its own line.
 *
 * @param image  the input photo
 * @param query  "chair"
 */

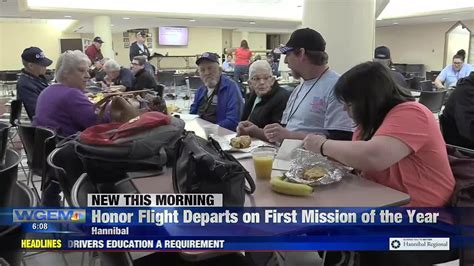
xmin=17 ymin=125 xmax=57 ymax=198
xmin=419 ymin=80 xmax=434 ymax=91
xmin=0 ymin=181 xmax=37 ymax=266
xmin=9 ymin=100 xmax=22 ymax=127
xmin=0 ymin=122 xmax=9 ymax=165
xmin=0 ymin=149 xmax=21 ymax=207
xmin=174 ymin=74 xmax=187 ymax=86
xmin=47 ymin=143 xmax=85 ymax=206
xmin=71 ymin=173 xmax=98 ymax=208
xmin=187 ymin=76 xmax=203 ymax=90
xmin=426 ymin=71 xmax=440 ymax=82
xmin=72 ymin=173 xmax=134 ymax=266
xmin=157 ymin=71 xmax=176 ymax=87
xmin=407 ymin=76 xmax=424 ymax=91
xmin=8 ymin=100 xmax=28 ymax=177
xmin=418 ymin=90 xmax=447 ymax=113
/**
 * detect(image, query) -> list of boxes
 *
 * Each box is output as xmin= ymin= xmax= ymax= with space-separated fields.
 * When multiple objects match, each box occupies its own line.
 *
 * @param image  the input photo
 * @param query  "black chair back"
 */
xmin=33 ymin=127 xmax=56 ymax=177
xmin=157 ymin=71 xmax=176 ymax=87
xmin=18 ymin=125 xmax=56 ymax=176
xmin=47 ymin=144 xmax=84 ymax=206
xmin=187 ymin=76 xmax=203 ymax=90
xmin=9 ymin=100 xmax=22 ymax=127
xmin=174 ymin=74 xmax=187 ymax=86
xmin=0 ymin=149 xmax=21 ymax=207
xmin=17 ymin=124 xmax=35 ymax=166
xmin=0 ymin=122 xmax=9 ymax=165
xmin=419 ymin=80 xmax=434 ymax=91
xmin=419 ymin=90 xmax=447 ymax=113
xmin=71 ymin=173 xmax=98 ymax=208
xmin=407 ymin=76 xmax=425 ymax=90
xmin=0 ymin=181 xmax=37 ymax=266
xmin=426 ymin=71 xmax=440 ymax=82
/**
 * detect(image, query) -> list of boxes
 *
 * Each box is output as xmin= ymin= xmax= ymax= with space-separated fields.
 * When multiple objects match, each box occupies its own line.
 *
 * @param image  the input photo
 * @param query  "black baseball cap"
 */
xmin=93 ymin=36 xmax=104 ymax=43
xmin=21 ymin=47 xmax=53 ymax=67
xmin=196 ymin=52 xmax=220 ymax=65
xmin=374 ymin=46 xmax=391 ymax=59
xmin=137 ymin=31 xmax=149 ymax=37
xmin=276 ymin=28 xmax=326 ymax=54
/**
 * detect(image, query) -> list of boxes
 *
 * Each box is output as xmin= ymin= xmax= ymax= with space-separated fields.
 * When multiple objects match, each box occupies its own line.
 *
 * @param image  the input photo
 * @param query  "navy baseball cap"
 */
xmin=137 ymin=31 xmax=149 ymax=37
xmin=93 ymin=36 xmax=104 ymax=43
xmin=374 ymin=46 xmax=391 ymax=59
xmin=196 ymin=52 xmax=220 ymax=65
xmin=21 ymin=47 xmax=53 ymax=66
xmin=276 ymin=28 xmax=326 ymax=54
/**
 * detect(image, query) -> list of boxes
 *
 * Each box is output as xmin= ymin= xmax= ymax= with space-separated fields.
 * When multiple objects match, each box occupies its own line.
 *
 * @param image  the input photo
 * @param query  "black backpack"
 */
xmin=74 ymin=116 xmax=185 ymax=185
xmin=173 ymin=131 xmax=256 ymax=206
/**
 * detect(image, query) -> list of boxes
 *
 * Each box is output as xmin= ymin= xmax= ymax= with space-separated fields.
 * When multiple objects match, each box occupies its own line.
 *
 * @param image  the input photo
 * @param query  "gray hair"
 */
xmin=55 ymin=50 xmax=91 ymax=83
xmin=249 ymin=60 xmax=272 ymax=79
xmin=103 ymin=59 xmax=121 ymax=72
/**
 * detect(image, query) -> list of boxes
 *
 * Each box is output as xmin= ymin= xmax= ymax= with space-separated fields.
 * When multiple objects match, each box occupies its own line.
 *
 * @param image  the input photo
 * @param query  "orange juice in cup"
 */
xmin=252 ymin=147 xmax=276 ymax=180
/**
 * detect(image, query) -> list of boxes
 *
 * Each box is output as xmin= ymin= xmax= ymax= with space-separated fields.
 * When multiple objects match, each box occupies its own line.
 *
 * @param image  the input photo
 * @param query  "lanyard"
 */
xmin=284 ymin=67 xmax=329 ymax=125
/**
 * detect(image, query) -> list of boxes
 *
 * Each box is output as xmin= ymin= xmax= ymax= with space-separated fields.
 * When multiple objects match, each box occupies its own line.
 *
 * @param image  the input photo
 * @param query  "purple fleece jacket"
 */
xmin=33 ymin=84 xmax=99 ymax=136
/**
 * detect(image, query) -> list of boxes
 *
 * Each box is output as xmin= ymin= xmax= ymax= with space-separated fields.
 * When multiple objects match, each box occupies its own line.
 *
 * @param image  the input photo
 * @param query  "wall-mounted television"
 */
xmin=158 ymin=27 xmax=188 ymax=46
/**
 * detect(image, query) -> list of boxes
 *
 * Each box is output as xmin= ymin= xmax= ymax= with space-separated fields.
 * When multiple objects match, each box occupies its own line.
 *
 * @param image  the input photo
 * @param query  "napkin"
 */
xmin=273 ymin=139 xmax=303 ymax=170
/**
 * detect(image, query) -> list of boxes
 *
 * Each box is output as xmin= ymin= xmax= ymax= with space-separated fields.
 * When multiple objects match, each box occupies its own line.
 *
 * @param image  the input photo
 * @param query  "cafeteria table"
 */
xmin=132 ymin=118 xmax=410 ymax=207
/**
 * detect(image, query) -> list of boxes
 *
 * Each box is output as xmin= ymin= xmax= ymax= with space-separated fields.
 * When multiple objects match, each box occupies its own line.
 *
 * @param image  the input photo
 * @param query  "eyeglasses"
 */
xmin=251 ymin=76 xmax=273 ymax=82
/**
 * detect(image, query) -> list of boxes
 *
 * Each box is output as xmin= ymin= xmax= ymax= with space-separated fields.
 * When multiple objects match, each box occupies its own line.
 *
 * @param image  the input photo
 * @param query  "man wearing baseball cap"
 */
xmin=16 ymin=46 xmax=53 ymax=120
xmin=373 ymin=46 xmax=407 ymax=88
xmin=129 ymin=31 xmax=151 ymax=61
xmin=189 ymin=52 xmax=243 ymax=130
xmin=241 ymin=28 xmax=353 ymax=143
xmin=85 ymin=36 xmax=104 ymax=63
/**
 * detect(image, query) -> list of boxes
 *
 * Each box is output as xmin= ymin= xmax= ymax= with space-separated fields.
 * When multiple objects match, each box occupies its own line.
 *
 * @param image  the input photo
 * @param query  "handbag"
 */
xmin=172 ymin=131 xmax=256 ymax=206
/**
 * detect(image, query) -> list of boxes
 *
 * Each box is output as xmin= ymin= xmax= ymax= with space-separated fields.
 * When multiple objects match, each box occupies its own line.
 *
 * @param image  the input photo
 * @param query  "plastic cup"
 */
xmin=202 ymin=124 xmax=219 ymax=137
xmin=252 ymin=147 xmax=276 ymax=180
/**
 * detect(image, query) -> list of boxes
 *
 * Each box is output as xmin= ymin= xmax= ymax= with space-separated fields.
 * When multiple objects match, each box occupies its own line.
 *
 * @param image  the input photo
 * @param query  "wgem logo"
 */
xmin=13 ymin=209 xmax=86 ymax=223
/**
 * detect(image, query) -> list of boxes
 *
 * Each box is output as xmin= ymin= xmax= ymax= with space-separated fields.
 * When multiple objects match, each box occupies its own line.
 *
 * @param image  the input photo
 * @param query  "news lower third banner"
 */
xmin=1 ymin=194 xmax=473 ymax=251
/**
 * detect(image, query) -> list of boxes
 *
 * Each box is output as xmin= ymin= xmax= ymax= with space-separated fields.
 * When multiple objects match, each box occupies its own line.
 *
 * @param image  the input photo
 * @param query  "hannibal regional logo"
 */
xmin=391 ymin=240 xmax=401 ymax=249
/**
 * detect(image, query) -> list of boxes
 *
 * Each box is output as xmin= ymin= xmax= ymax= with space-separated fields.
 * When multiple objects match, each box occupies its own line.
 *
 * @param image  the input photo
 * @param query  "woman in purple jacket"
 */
xmin=34 ymin=50 xmax=103 ymax=137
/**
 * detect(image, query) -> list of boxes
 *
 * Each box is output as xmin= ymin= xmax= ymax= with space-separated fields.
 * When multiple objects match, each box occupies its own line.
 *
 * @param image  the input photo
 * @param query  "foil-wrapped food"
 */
xmin=285 ymin=148 xmax=346 ymax=186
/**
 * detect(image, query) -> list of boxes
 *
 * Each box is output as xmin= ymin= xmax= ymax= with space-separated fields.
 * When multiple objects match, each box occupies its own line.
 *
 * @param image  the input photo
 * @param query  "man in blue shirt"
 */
xmin=435 ymin=54 xmax=472 ymax=89
xmin=190 ymin=52 xmax=243 ymax=131
xmin=16 ymin=47 xmax=53 ymax=120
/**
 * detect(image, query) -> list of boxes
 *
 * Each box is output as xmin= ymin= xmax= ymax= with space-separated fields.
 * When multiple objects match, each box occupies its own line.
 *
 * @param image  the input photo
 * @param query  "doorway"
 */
xmin=444 ymin=21 xmax=471 ymax=66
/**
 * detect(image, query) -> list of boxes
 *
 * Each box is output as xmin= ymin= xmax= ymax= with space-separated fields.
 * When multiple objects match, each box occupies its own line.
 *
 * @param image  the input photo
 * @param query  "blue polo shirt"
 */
xmin=438 ymin=63 xmax=472 ymax=87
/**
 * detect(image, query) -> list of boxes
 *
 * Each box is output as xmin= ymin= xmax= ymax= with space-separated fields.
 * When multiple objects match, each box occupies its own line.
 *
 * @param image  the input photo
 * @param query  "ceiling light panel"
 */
xmin=26 ymin=0 xmax=304 ymax=21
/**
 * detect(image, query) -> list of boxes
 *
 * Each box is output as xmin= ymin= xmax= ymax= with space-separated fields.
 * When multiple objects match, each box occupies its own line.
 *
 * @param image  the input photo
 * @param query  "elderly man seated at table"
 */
xmin=16 ymin=46 xmax=53 ymax=120
xmin=34 ymin=50 xmax=108 ymax=137
xmin=190 ymin=52 xmax=243 ymax=131
xmin=130 ymin=55 xmax=162 ymax=96
xmin=102 ymin=59 xmax=134 ymax=91
xmin=237 ymin=60 xmax=290 ymax=140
